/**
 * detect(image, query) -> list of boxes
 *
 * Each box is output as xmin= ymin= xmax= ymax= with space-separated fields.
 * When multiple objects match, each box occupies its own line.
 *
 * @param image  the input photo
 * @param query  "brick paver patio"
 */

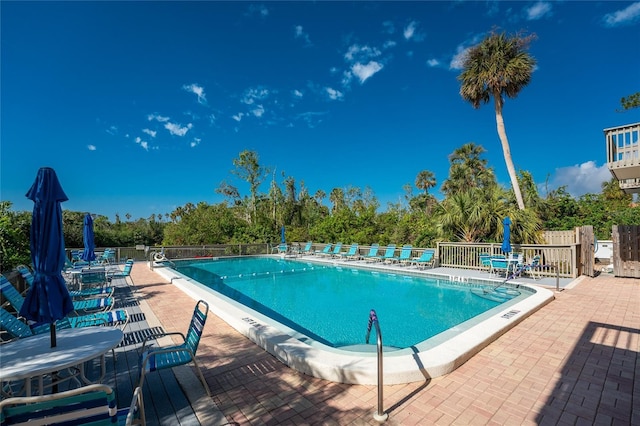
xmin=131 ymin=265 xmax=639 ymax=425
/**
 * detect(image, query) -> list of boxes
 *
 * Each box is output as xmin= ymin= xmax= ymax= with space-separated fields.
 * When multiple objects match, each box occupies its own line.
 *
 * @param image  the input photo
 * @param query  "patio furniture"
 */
xmin=138 ymin=300 xmax=211 ymax=396
xmin=360 ymin=244 xmax=380 ymax=262
xmin=338 ymin=243 xmax=359 ymax=260
xmin=16 ymin=264 xmax=114 ymax=299
xmin=106 ymin=260 xmax=134 ymax=287
xmin=411 ymin=250 xmax=435 ymax=269
xmin=0 ymin=327 xmax=123 ymax=396
xmin=0 ymin=384 xmax=144 ymax=425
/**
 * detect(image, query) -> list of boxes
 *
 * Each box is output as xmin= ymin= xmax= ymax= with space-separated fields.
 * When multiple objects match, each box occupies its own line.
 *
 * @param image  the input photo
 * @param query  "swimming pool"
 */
xmin=175 ymin=257 xmax=513 ymax=349
xmin=155 ymin=256 xmax=555 ymax=384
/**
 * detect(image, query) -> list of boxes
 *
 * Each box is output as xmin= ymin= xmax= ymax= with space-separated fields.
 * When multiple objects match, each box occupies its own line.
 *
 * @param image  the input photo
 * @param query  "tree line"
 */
xmin=2 ymin=143 xmax=637 ymax=272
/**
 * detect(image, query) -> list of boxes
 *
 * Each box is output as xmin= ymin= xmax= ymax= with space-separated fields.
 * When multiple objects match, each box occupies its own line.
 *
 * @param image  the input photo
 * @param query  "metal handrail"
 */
xmin=365 ymin=309 xmax=388 ymax=422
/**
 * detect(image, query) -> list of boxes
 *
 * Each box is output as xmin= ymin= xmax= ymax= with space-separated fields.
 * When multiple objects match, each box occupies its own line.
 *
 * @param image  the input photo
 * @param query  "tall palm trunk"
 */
xmin=494 ymin=94 xmax=525 ymax=210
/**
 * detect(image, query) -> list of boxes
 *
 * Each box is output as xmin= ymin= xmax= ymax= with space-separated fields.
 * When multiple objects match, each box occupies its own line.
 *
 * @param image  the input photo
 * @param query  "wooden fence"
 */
xmin=612 ymin=225 xmax=640 ymax=278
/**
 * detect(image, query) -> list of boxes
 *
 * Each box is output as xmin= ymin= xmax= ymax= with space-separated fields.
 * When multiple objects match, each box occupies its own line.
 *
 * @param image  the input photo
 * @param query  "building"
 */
xmin=605 ymin=122 xmax=640 ymax=193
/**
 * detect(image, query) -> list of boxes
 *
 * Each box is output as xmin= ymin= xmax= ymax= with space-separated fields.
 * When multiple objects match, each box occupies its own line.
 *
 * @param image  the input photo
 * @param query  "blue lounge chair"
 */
xmin=390 ymin=245 xmax=413 ymax=264
xmin=0 ymin=384 xmax=144 ymax=426
xmin=375 ymin=245 xmax=396 ymax=262
xmin=17 ymin=265 xmax=114 ymax=299
xmin=298 ymin=241 xmax=313 ymax=256
xmin=328 ymin=242 xmax=343 ymax=258
xmin=361 ymin=244 xmax=380 ymax=262
xmin=106 ymin=260 xmax=135 ymax=287
xmin=315 ymin=243 xmax=332 ymax=256
xmin=338 ymin=243 xmax=359 ymax=260
xmin=411 ymin=250 xmax=435 ymax=269
xmin=1 ymin=274 xmax=114 ymax=316
xmin=139 ymin=300 xmax=210 ymax=397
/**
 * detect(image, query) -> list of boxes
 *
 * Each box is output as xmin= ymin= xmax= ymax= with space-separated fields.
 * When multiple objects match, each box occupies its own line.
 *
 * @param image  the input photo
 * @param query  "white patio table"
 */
xmin=0 ymin=326 xmax=123 ymax=396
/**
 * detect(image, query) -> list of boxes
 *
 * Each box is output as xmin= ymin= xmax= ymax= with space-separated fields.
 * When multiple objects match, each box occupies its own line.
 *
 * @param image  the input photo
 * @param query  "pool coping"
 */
xmin=153 ymin=257 xmax=556 ymax=385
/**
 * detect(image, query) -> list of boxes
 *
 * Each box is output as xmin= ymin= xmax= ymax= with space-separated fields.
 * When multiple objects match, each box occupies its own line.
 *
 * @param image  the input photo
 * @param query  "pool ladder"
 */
xmin=366 ymin=309 xmax=388 ymax=422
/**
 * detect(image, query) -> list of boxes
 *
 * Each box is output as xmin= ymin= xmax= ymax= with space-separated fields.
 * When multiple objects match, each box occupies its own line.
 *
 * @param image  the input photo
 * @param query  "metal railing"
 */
xmin=365 ymin=309 xmax=387 ymax=423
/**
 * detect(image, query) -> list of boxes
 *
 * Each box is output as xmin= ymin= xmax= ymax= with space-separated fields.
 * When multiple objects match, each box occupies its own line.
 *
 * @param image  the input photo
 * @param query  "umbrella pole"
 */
xmin=50 ymin=323 xmax=57 ymax=348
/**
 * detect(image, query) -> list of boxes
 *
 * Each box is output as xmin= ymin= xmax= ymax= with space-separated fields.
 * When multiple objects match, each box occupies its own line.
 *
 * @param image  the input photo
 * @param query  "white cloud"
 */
xmin=106 ymin=125 xmax=117 ymax=135
xmin=147 ymin=113 xmax=170 ymax=122
xmin=134 ymin=136 xmax=149 ymax=151
xmin=325 ymin=87 xmax=344 ymax=101
xmin=164 ymin=122 xmax=193 ymax=137
xmin=87 ymin=145 xmax=96 ymax=151
xmin=344 ymin=44 xmax=381 ymax=62
xmin=525 ymin=2 xmax=552 ymax=21
xmin=449 ymin=35 xmax=483 ymax=70
xmin=351 ymin=61 xmax=383 ymax=84
xmin=247 ymin=4 xmax=268 ymax=18
xmin=427 ymin=58 xmax=440 ymax=67
xmin=190 ymin=137 xmax=201 ymax=148
xmin=292 ymin=89 xmax=303 ymax=98
xmin=183 ymin=83 xmax=206 ymax=104
xmin=242 ymin=87 xmax=270 ymax=105
xmin=403 ymin=20 xmax=425 ymax=42
xmin=294 ymin=25 xmax=312 ymax=47
xmin=603 ymin=2 xmax=640 ymax=27
xmin=251 ymin=105 xmax=265 ymax=117
xmin=232 ymin=113 xmax=244 ymax=122
xmin=383 ymin=40 xmax=397 ymax=49
xmin=142 ymin=128 xmax=157 ymax=138
xmin=548 ymin=161 xmax=612 ymax=197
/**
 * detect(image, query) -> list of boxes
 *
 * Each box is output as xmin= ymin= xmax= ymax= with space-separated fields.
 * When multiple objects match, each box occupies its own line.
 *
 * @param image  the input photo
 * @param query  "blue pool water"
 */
xmin=174 ymin=257 xmax=509 ymax=349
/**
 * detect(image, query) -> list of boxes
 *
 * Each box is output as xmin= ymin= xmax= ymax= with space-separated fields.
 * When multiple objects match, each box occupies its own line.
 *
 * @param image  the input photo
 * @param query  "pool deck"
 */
xmin=131 ymin=260 xmax=639 ymax=425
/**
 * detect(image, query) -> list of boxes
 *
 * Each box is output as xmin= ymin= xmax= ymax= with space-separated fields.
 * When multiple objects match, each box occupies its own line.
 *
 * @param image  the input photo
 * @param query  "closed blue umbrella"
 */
xmin=81 ymin=213 xmax=96 ymax=262
xmin=281 ymin=225 xmax=286 ymax=244
xmin=20 ymin=167 xmax=74 ymax=347
xmin=501 ymin=217 xmax=512 ymax=254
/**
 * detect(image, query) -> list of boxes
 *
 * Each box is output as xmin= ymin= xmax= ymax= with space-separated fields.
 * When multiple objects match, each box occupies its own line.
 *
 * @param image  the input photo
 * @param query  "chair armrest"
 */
xmin=139 ymin=331 xmax=186 ymax=354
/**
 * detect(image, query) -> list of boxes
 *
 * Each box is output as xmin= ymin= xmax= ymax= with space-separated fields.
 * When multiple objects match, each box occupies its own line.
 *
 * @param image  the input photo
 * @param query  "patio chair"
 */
xmin=1 ymin=274 xmax=114 ymax=316
xmin=360 ymin=244 xmax=380 ymax=262
xmin=138 ymin=299 xmax=211 ymax=397
xmin=479 ymin=253 xmax=491 ymax=271
xmin=106 ymin=260 xmax=135 ymax=287
xmin=272 ymin=243 xmax=288 ymax=254
xmin=327 ymin=242 xmax=343 ymax=258
xmin=314 ymin=243 xmax=332 ymax=256
xmin=16 ymin=264 xmax=114 ymax=299
xmin=339 ymin=243 xmax=360 ymax=260
xmin=411 ymin=249 xmax=435 ymax=269
xmin=0 ymin=304 xmax=129 ymax=340
xmin=389 ymin=245 xmax=412 ymax=264
xmin=0 ymin=384 xmax=145 ymax=425
xmin=298 ymin=241 xmax=313 ymax=256
xmin=374 ymin=245 xmax=397 ymax=262
xmin=523 ymin=255 xmax=542 ymax=279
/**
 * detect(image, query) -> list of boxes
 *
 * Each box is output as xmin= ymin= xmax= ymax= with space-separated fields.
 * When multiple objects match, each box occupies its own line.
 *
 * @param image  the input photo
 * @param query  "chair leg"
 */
xmin=191 ymin=358 xmax=211 ymax=397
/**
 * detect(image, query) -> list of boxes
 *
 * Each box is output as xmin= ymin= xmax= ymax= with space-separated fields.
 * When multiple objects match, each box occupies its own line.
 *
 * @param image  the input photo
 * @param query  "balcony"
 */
xmin=605 ymin=122 xmax=640 ymax=193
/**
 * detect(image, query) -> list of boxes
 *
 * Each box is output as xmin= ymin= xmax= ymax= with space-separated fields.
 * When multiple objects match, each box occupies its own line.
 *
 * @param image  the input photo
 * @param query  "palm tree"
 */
xmin=415 ymin=170 xmax=436 ymax=195
xmin=441 ymin=143 xmax=494 ymax=196
xmin=458 ymin=30 xmax=536 ymax=210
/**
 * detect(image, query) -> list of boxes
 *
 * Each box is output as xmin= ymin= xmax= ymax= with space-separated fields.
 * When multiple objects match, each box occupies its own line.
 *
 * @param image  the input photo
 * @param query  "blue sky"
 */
xmin=2 ymin=1 xmax=640 ymax=221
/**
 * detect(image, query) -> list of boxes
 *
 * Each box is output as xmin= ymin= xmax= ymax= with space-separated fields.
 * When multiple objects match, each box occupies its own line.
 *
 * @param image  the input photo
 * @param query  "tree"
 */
xmin=441 ymin=143 xmax=494 ymax=196
xmin=415 ymin=170 xmax=436 ymax=195
xmin=230 ymin=150 xmax=269 ymax=223
xmin=618 ymin=92 xmax=640 ymax=111
xmin=458 ymin=30 xmax=536 ymax=210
